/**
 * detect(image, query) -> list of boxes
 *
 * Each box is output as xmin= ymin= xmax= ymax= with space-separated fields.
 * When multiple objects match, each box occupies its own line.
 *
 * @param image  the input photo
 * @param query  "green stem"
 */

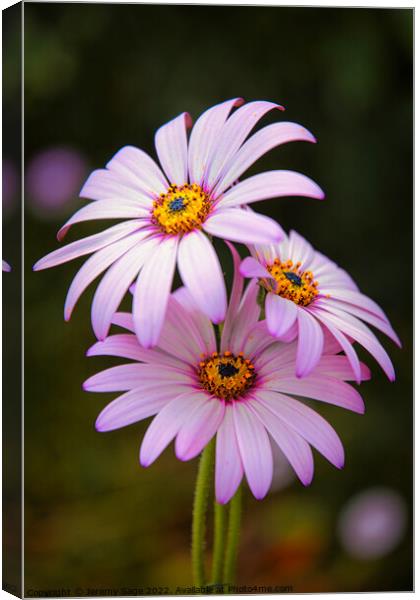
xmin=216 ymin=322 xmax=224 ymax=347
xmin=210 ymin=501 xmax=227 ymax=585
xmin=223 ymin=484 xmax=243 ymax=585
xmin=191 ymin=439 xmax=215 ymax=587
xmin=257 ymin=285 xmax=267 ymax=317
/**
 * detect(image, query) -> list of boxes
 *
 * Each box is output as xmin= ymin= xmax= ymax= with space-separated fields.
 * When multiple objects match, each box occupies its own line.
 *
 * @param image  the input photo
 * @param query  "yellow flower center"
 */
xmin=198 ymin=351 xmax=256 ymax=401
xmin=265 ymin=258 xmax=319 ymax=306
xmin=152 ymin=183 xmax=211 ymax=235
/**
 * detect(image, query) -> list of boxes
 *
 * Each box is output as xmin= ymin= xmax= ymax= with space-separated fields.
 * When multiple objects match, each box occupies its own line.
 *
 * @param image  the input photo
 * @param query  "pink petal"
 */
xmin=95 ymin=383 xmax=187 ymax=432
xmin=111 ymin=311 xmax=135 ymax=332
xmin=87 ymin=333 xmax=153 ymax=361
xmin=171 ymin=286 xmax=196 ymax=311
xmin=133 ymin=236 xmax=179 ymax=348
xmin=2 ymin=260 xmax=11 ymax=272
xmin=157 ymin=296 xmax=212 ymax=363
xmin=33 ymin=221 xmax=143 ymax=271
xmin=106 ymin=145 xmax=169 ymax=196
xmin=57 ymin=200 xmax=149 ymax=241
xmin=213 ymin=121 xmax=316 ymax=196
xmin=178 ymin=230 xmax=227 ymax=324
xmin=155 ymin=112 xmax=192 ymax=185
xmin=232 ymin=401 xmax=273 ymax=500
xmin=92 ymin=236 xmax=159 ymax=340
xmin=80 ymin=169 xmax=154 ymax=206
xmin=172 ymin=287 xmax=217 ymax=355
xmin=288 ymin=230 xmax=315 ymax=270
xmin=256 ymin=390 xmax=345 ymax=469
xmin=314 ymin=257 xmax=358 ymax=291
xmin=265 ymin=294 xmax=298 ymax=337
xmin=313 ymin=355 xmax=370 ymax=382
xmin=84 ymin=363 xmax=186 ymax=393
xmin=321 ymin=287 xmax=390 ymax=323
xmin=205 ymin=100 xmax=283 ymax=189
xmin=242 ymin=321 xmax=278 ymax=358
xmin=140 ymin=390 xmax=205 ymax=467
xmin=247 ymin=396 xmax=314 ymax=485
xmin=317 ymin=297 xmax=401 ymax=347
xmin=64 ymin=231 xmax=148 ymax=320
xmin=252 ymin=242 xmax=282 ymax=265
xmin=218 ymin=170 xmax=325 ymax=210
xmin=311 ymin=306 xmax=395 ymax=381
xmin=311 ymin=310 xmax=363 ymax=383
xmin=296 ymin=309 xmax=324 ymax=377
xmin=175 ymin=396 xmax=225 ymax=461
xmin=268 ymin=375 xmax=365 ymax=414
xmin=204 ymin=209 xmax=284 ymax=245
xmin=229 ymin=280 xmax=261 ymax=354
xmin=276 ymin=321 xmax=299 ymax=343
xmin=256 ymin=340 xmax=299 ymax=375
xmin=322 ymin=325 xmax=343 ymax=354
xmin=86 ymin=333 xmax=188 ymax=371
xmin=220 ymin=241 xmax=245 ymax=351
xmin=215 ymin=404 xmax=244 ymax=504
xmin=239 ymin=256 xmax=271 ymax=278
xmin=188 ymin=98 xmax=244 ymax=185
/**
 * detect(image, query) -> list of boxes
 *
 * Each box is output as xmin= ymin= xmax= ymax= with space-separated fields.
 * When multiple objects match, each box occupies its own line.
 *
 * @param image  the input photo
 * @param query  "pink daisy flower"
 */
xmin=33 ymin=98 xmax=324 ymax=347
xmin=84 ymin=246 xmax=369 ymax=504
xmin=2 ymin=260 xmax=11 ymax=272
xmin=240 ymin=230 xmax=400 ymax=382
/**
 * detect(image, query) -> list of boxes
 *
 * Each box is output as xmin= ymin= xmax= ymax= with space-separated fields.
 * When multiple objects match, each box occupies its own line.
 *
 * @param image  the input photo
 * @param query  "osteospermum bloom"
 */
xmin=33 ymin=98 xmax=324 ymax=347
xmin=2 ymin=260 xmax=11 ymax=272
xmin=84 ymin=247 xmax=368 ymax=504
xmin=240 ymin=230 xmax=400 ymax=381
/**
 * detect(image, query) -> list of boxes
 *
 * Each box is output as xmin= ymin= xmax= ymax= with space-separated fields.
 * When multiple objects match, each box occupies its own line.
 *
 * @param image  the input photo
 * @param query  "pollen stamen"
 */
xmin=265 ymin=258 xmax=319 ymax=306
xmin=152 ymin=183 xmax=212 ymax=235
xmin=197 ymin=352 xmax=256 ymax=401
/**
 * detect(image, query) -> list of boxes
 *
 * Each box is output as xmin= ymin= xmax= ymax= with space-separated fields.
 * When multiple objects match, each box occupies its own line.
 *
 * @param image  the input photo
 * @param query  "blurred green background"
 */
xmin=7 ymin=3 xmax=414 ymax=594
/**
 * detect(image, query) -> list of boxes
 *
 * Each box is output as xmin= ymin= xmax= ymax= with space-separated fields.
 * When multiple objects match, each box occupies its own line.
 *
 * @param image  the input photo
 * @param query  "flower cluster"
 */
xmin=34 ymin=98 xmax=399 ymax=502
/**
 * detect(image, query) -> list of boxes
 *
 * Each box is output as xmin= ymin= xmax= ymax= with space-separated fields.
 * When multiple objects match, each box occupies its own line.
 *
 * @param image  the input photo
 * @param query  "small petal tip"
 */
xmin=139 ymin=455 xmax=152 ymax=468
xmin=95 ymin=419 xmax=106 ymax=432
xmin=215 ymin=494 xmax=230 ymax=505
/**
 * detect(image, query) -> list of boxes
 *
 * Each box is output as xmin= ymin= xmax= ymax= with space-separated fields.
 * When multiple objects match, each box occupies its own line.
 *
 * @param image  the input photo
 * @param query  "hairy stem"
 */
xmin=223 ymin=484 xmax=243 ymax=584
xmin=211 ymin=500 xmax=227 ymax=585
xmin=191 ymin=439 xmax=215 ymax=587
